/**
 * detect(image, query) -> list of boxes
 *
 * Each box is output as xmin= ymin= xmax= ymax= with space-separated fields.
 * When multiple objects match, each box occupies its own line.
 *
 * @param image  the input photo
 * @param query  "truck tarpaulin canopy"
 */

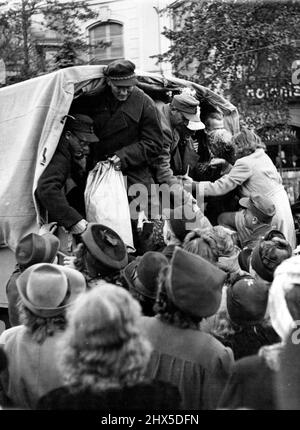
xmin=0 ymin=65 xmax=239 ymax=251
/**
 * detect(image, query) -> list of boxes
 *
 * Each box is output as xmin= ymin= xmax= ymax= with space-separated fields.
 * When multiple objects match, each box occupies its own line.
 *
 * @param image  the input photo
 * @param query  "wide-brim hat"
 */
xmin=15 ymin=233 xmax=60 ymax=268
xmin=168 ymin=247 xmax=227 ymax=318
xmin=16 ymin=263 xmax=86 ymax=318
xmin=82 ymin=223 xmax=128 ymax=270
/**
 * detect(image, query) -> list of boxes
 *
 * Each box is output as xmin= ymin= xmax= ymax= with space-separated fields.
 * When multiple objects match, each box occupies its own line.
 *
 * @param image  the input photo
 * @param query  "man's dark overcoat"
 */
xmin=36 ymin=137 xmax=86 ymax=229
xmin=72 ymin=86 xmax=163 ymax=194
xmin=154 ymin=102 xmax=200 ymax=185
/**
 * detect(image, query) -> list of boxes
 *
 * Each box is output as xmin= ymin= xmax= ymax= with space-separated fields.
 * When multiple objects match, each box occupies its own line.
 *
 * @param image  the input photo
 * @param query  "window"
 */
xmin=89 ymin=21 xmax=124 ymax=64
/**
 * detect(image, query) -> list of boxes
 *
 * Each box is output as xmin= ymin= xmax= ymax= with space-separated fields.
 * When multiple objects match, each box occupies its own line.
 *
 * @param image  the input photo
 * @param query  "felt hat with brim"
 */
xmin=65 ymin=114 xmax=99 ymax=143
xmin=239 ymin=194 xmax=275 ymax=224
xmin=170 ymin=93 xmax=204 ymax=125
xmin=16 ymin=263 xmax=86 ymax=318
xmin=168 ymin=247 xmax=227 ymax=318
xmin=82 ymin=223 xmax=128 ymax=270
xmin=227 ymin=275 xmax=269 ymax=326
xmin=105 ymin=59 xmax=138 ymax=86
xmin=123 ymin=252 xmax=169 ymax=300
xmin=15 ymin=233 xmax=60 ymax=269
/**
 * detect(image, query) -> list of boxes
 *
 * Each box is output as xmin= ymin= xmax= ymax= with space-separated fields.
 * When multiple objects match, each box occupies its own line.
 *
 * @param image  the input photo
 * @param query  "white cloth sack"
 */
xmin=85 ymin=161 xmax=134 ymax=249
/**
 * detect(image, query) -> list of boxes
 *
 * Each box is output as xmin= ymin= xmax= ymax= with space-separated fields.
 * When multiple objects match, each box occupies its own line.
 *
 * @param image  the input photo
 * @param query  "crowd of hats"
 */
xmin=2 ymin=61 xmax=299 ymax=409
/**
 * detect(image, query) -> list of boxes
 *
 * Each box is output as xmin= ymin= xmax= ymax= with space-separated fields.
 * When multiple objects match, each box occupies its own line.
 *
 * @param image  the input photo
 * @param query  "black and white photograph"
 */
xmin=0 ymin=0 xmax=300 ymax=415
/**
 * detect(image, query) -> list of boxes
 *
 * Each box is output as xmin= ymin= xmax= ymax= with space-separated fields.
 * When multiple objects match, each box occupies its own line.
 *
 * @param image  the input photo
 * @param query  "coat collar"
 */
xmin=100 ymin=86 xmax=144 ymax=138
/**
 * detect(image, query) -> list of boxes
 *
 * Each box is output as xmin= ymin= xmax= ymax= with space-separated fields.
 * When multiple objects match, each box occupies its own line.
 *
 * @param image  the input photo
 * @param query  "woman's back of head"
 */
xmin=183 ymin=229 xmax=219 ymax=264
xmin=66 ymin=284 xmax=143 ymax=345
xmin=60 ymin=284 xmax=152 ymax=391
xmin=209 ymin=129 xmax=235 ymax=164
xmin=233 ymin=127 xmax=266 ymax=159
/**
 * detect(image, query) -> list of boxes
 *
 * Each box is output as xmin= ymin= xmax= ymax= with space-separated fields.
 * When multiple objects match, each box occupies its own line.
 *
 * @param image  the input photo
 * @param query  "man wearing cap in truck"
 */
xmin=36 ymin=114 xmax=99 ymax=235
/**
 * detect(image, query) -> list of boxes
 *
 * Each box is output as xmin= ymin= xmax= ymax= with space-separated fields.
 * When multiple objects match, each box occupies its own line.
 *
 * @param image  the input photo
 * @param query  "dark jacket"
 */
xmin=36 ymin=137 xmax=86 ymax=229
xmin=72 ymin=86 xmax=163 ymax=192
xmin=140 ymin=316 xmax=234 ymax=410
xmin=37 ymin=380 xmax=181 ymax=410
xmin=218 ymin=344 xmax=282 ymax=410
xmin=154 ymin=103 xmax=200 ymax=185
xmin=217 ymin=325 xmax=280 ymax=361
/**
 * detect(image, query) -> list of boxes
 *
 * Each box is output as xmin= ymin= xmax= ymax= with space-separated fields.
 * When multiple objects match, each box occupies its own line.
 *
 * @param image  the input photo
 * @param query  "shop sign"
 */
xmin=245 ymin=80 xmax=300 ymax=101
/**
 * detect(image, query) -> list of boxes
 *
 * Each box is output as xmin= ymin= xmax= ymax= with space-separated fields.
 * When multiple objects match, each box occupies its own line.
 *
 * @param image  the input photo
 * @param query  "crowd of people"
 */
xmin=0 ymin=59 xmax=299 ymax=410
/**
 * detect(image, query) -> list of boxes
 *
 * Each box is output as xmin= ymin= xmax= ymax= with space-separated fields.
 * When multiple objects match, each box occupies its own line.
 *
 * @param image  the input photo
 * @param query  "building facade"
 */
xmin=31 ymin=0 xmax=173 ymax=74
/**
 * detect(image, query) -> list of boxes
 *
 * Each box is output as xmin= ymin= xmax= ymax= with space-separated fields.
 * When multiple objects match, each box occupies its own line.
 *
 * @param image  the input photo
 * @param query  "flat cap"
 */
xmin=170 ymin=94 xmax=205 ymax=129
xmin=65 ymin=114 xmax=99 ymax=143
xmin=239 ymin=193 xmax=276 ymax=224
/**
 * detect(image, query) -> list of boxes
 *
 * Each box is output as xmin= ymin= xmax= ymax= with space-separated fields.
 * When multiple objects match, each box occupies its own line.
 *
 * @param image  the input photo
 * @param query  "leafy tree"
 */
xmin=0 ymin=0 xmax=40 ymax=82
xmin=0 ymin=0 xmax=102 ymax=83
xmin=41 ymin=0 xmax=105 ymax=71
xmin=159 ymin=0 xmax=300 ymax=131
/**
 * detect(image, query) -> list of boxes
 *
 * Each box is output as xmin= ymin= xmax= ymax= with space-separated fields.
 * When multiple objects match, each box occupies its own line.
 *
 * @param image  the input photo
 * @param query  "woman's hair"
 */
xmin=212 ymin=226 xmax=235 ymax=257
xmin=182 ymin=229 xmax=219 ymax=263
xmin=129 ymin=288 xmax=156 ymax=317
xmin=210 ymin=306 xmax=273 ymax=340
xmin=208 ymin=129 xmax=235 ymax=164
xmin=232 ymin=128 xmax=266 ymax=159
xmin=154 ymin=265 xmax=202 ymax=329
xmin=73 ymin=243 xmax=121 ymax=283
xmin=17 ymin=298 xmax=67 ymax=344
xmin=58 ymin=284 xmax=152 ymax=392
